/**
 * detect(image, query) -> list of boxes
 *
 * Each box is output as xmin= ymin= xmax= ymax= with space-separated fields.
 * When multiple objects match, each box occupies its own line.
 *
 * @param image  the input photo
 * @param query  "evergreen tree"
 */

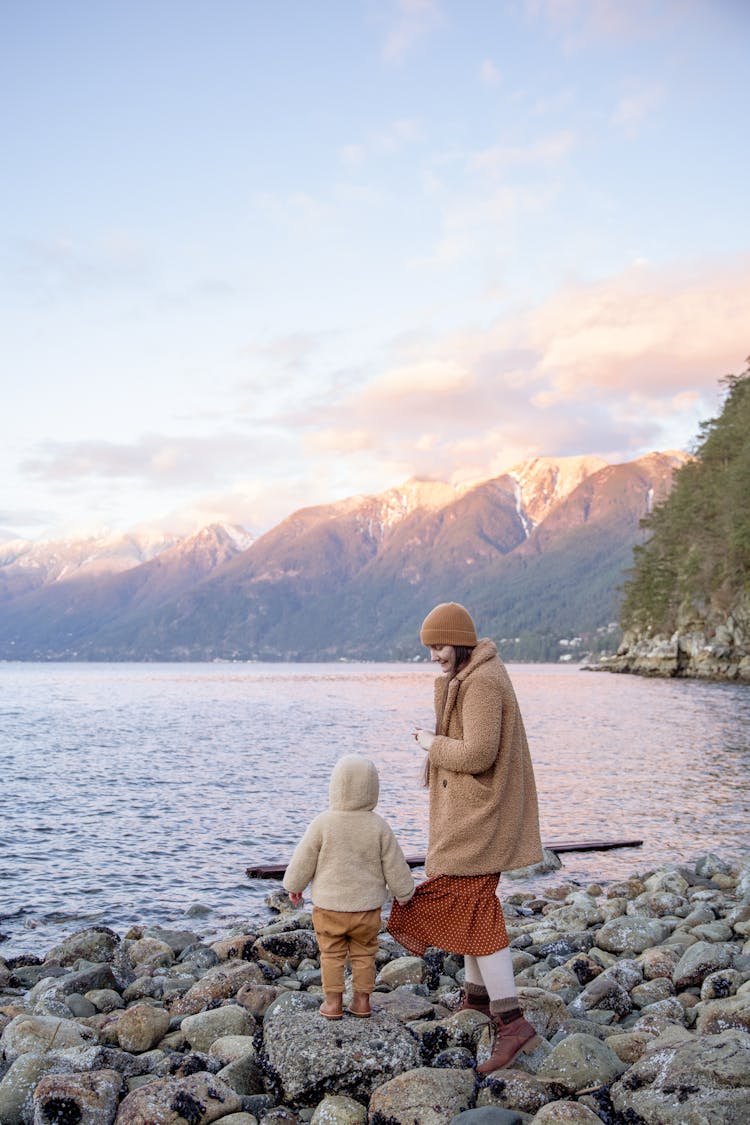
xmin=620 ymin=361 xmax=750 ymax=635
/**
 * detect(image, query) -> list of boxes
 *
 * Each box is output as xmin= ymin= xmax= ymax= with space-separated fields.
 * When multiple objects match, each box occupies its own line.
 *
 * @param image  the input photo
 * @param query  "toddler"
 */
xmin=283 ymin=753 xmax=414 ymax=1019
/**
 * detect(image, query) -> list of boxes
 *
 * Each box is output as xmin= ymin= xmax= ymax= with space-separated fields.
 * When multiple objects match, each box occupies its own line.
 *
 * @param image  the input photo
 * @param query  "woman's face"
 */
xmin=430 ymin=644 xmax=456 ymax=676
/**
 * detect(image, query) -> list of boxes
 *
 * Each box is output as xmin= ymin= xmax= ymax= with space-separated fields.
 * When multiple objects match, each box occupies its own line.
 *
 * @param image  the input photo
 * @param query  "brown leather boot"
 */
xmin=459 ymin=982 xmax=491 ymax=1017
xmin=319 ymin=992 xmax=343 ymax=1020
xmin=476 ymin=1003 xmax=541 ymax=1073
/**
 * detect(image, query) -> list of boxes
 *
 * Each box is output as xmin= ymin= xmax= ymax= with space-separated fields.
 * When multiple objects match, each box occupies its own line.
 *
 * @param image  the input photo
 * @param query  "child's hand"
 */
xmin=289 ymin=891 xmax=303 ymax=906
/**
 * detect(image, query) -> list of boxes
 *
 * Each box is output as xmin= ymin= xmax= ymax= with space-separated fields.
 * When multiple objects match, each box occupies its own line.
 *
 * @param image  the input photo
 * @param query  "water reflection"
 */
xmin=1 ymin=661 xmax=748 ymax=957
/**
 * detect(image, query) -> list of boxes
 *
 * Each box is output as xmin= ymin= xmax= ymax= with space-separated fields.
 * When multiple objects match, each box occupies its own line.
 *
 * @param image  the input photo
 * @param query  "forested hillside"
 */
xmin=605 ymin=363 xmax=750 ymax=680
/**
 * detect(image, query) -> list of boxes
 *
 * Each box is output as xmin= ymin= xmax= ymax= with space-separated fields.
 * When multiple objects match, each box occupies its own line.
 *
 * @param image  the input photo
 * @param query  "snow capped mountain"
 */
xmin=0 ymin=452 xmax=690 ymax=661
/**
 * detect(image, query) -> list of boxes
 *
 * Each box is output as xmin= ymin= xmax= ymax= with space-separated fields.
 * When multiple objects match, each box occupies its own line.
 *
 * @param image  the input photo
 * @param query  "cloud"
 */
xmin=20 ymin=431 xmax=293 ymax=487
xmin=469 ymin=130 xmax=576 ymax=175
xmin=381 ymin=0 xmax=442 ymax=60
xmin=524 ymin=0 xmax=683 ymax=49
xmin=479 ymin=59 xmax=502 ymax=87
xmin=611 ymin=81 xmax=665 ymax=136
xmin=339 ymin=118 xmax=424 ymax=166
xmin=274 ymin=254 xmax=750 ymax=488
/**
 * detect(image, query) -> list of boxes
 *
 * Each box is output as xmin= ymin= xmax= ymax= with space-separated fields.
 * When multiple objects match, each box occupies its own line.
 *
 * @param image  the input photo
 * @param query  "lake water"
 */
xmin=2 ymin=661 xmax=749 ymax=959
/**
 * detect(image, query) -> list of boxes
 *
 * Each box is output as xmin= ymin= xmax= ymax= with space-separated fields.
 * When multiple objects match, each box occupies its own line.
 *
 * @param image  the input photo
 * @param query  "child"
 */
xmin=283 ymin=753 xmax=415 ymax=1019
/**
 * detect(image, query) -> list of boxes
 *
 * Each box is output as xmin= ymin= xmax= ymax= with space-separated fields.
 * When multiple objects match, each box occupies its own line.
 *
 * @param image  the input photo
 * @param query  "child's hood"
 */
xmin=329 ymin=754 xmax=379 ymax=812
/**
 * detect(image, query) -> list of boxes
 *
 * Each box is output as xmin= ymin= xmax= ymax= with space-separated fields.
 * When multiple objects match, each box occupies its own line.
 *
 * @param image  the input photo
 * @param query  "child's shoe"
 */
xmin=319 ymin=993 xmax=343 ymax=1020
xmin=346 ymin=991 xmax=372 ymax=1018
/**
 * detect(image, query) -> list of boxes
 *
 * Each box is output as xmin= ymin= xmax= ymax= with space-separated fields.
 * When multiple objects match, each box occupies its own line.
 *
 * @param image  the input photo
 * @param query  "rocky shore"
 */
xmin=2 ymin=853 xmax=749 ymax=1125
xmin=595 ymin=593 xmax=750 ymax=682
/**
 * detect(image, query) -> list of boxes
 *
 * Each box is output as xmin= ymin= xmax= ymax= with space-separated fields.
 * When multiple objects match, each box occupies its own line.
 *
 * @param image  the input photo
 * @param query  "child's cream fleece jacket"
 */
xmin=282 ymin=754 xmax=415 ymax=911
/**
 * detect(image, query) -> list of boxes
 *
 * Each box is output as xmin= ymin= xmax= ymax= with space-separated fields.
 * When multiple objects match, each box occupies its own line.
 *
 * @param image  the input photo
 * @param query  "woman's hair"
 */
xmin=422 ymin=644 xmax=475 ymax=787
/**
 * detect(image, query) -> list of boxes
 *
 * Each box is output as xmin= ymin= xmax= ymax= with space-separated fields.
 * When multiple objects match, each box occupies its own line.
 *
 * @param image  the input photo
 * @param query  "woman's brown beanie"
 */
xmin=420 ymin=602 xmax=478 ymax=646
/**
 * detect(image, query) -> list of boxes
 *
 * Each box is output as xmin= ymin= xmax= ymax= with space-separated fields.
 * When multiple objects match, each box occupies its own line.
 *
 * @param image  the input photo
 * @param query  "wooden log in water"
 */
xmin=245 ymin=837 xmax=643 ymax=880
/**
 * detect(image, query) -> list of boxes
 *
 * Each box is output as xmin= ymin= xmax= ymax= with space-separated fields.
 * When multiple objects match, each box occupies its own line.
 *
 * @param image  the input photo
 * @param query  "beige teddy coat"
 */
xmin=282 ymin=754 xmax=415 ymax=911
xmin=425 ymin=638 xmax=543 ymax=876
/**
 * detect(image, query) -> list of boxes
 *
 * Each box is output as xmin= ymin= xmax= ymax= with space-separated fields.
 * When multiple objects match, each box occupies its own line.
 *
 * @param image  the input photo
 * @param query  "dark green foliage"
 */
xmin=620 ymin=363 xmax=750 ymax=635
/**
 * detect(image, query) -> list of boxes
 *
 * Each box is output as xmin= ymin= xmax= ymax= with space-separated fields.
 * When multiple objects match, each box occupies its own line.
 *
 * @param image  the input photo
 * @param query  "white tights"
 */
xmin=464 ymin=947 xmax=516 ymax=1000
xmin=463 ymin=876 xmax=516 ymax=1001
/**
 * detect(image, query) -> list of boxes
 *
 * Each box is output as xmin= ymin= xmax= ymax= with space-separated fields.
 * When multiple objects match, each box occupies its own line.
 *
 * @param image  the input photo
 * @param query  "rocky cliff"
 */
xmin=599 ymin=589 xmax=750 ymax=681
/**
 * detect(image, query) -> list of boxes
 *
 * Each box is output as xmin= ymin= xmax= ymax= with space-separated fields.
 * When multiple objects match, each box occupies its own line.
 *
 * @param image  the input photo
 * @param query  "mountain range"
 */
xmin=0 ymin=451 xmax=688 ymax=662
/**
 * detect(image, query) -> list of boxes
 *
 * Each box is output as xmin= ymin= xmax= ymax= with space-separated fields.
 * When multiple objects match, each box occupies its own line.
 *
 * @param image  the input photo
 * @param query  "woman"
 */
xmin=387 ymin=601 xmax=543 ymax=1072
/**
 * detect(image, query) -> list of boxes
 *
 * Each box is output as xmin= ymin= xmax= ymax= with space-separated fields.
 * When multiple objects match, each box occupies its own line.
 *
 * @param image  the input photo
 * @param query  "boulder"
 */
xmin=115 ymin=1002 xmax=171 ymax=1053
xmin=32 ymin=1069 xmax=124 ymax=1125
xmin=673 ymin=941 xmax=738 ymax=989
xmin=367 ymin=1066 xmax=476 ymax=1124
xmin=1 ymin=1013 xmax=98 ymax=1062
xmin=45 ymin=927 xmax=121 ymax=967
xmin=310 ymin=1094 xmax=367 ymax=1123
xmin=181 ymin=1005 xmax=255 ymax=1053
xmin=610 ymin=1028 xmax=750 ymax=1124
xmin=535 ymin=1033 xmax=626 ymax=1093
xmin=261 ymin=994 xmax=421 ymax=1104
xmin=170 ymin=961 xmax=266 ymax=1016
xmin=114 ymin=1072 xmax=242 ymax=1124
xmin=475 ymin=1067 xmax=552 ymax=1114
xmin=696 ymin=994 xmax=750 ymax=1035
xmin=595 ymin=917 xmax=671 ymax=955
xmin=531 ymin=1103 xmax=603 ymax=1123
xmin=375 ymin=955 xmax=425 ymax=988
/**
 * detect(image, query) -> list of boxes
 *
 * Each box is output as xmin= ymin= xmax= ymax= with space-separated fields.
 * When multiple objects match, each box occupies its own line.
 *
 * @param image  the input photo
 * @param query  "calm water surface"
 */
xmin=1 ymin=662 xmax=748 ymax=958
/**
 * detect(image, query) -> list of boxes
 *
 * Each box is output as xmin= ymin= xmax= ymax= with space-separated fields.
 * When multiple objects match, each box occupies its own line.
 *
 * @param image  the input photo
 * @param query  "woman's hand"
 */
xmin=414 ymin=727 xmax=435 ymax=751
xmin=288 ymin=891 xmax=303 ymax=906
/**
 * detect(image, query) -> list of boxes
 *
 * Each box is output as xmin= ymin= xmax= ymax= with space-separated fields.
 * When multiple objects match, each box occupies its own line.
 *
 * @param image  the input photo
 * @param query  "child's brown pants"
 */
xmin=312 ymin=906 xmax=381 ymax=994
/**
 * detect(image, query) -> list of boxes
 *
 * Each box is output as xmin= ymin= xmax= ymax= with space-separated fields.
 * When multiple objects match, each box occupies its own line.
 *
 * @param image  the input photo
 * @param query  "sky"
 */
xmin=2 ymin=0 xmax=749 ymax=544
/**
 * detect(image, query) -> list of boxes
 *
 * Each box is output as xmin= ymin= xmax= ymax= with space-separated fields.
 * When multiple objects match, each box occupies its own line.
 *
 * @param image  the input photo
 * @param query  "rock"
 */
xmin=115 ymin=1002 xmax=171 ymax=1053
xmin=505 ymin=848 xmax=562 ymax=879
xmin=375 ymin=955 xmax=425 ymax=987
xmin=695 ymin=994 xmax=750 ymax=1035
xmin=451 ymin=1110 xmax=523 ymax=1125
xmin=535 ymin=1033 xmax=626 ymax=1092
xmin=475 ymin=1067 xmax=551 ymax=1114
xmin=215 ymin=1052 xmax=265 ymax=1097
xmin=410 ymin=1009 xmax=488 ymax=1059
xmin=127 ymin=936 xmax=176 ymax=970
xmin=252 ymin=930 xmax=319 ymax=969
xmin=700 ymin=969 xmax=745 ymax=1000
xmin=210 ymin=936 xmax=258 ymax=962
xmin=171 ymin=962 xmax=267 ymax=1016
xmin=531 ymin=1103 xmax=603 ymax=1123
xmin=32 ymin=1068 xmax=124 ymax=1125
xmin=45 ymin=927 xmax=121 ymax=967
xmin=310 ymin=1093 xmax=367 ymax=1123
xmin=234 ymin=982 xmax=285 ymax=1018
xmin=638 ymin=944 xmax=681 ymax=980
xmin=211 ymin=1116 xmax=258 ymax=1125
xmin=208 ymin=1034 xmax=257 ymax=1066
xmin=567 ymin=974 xmax=632 ymax=1019
xmin=114 ymin=1072 xmax=242 ymax=1124
xmin=1 ymin=1013 xmax=98 ymax=1061
xmin=595 ymin=916 xmax=671 ymax=955
xmin=86 ymin=989 xmax=126 ymax=1013
xmin=368 ymin=1066 xmax=476 ymax=1124
xmin=181 ymin=1005 xmax=255 ymax=1053
xmin=672 ymin=940 xmax=738 ymax=989
xmin=515 ymin=988 xmax=568 ymax=1039
xmin=630 ymin=977 xmax=676 ymax=1007
xmin=0 ymin=1052 xmax=53 ymax=1125
xmin=369 ymin=988 xmax=436 ymax=1021
xmin=604 ymin=1030 xmax=654 ymax=1064
xmin=262 ymin=998 xmax=421 ymax=1103
xmin=610 ymin=1028 xmax=750 ymax=1123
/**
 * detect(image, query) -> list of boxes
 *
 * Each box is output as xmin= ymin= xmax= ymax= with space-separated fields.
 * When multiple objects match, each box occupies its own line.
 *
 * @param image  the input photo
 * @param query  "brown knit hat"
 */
xmin=420 ymin=602 xmax=478 ymax=647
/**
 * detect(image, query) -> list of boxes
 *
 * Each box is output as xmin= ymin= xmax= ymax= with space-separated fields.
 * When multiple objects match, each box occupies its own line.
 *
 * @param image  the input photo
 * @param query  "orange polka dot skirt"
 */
xmin=387 ymin=873 xmax=509 ymax=957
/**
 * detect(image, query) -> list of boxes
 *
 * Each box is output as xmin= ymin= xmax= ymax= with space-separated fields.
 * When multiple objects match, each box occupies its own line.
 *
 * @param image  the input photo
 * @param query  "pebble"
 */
xmin=1 ymin=852 xmax=749 ymax=1124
